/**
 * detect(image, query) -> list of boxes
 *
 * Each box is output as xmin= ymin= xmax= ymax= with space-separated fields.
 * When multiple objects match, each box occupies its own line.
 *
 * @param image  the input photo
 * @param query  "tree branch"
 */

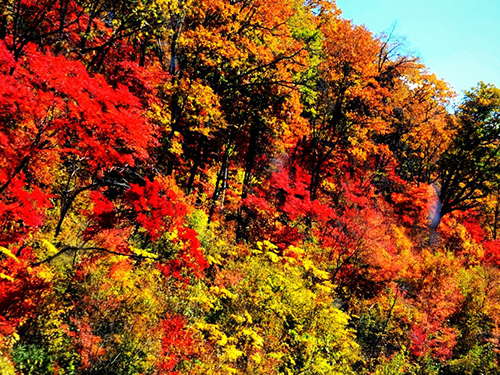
xmin=32 ymin=245 xmax=157 ymax=267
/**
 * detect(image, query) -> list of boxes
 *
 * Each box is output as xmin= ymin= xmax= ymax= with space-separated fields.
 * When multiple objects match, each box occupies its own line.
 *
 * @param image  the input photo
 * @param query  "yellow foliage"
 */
xmin=35 ymin=265 xmax=55 ymax=282
xmin=0 ymin=246 xmax=19 ymax=263
xmin=183 ymin=237 xmax=360 ymax=373
xmin=0 ymin=273 xmax=14 ymax=282
xmin=131 ymin=246 xmax=158 ymax=259
xmin=223 ymin=345 xmax=244 ymax=362
xmin=0 ymin=352 xmax=16 ymax=375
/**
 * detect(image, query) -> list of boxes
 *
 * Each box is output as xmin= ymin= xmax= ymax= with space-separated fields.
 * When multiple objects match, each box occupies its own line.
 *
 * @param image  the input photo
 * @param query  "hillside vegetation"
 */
xmin=1 ymin=1 xmax=500 ymax=373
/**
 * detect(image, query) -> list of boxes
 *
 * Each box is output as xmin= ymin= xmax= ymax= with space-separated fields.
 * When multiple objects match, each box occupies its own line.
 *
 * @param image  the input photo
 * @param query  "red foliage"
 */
xmin=0 ymin=36 xmax=162 ymax=250
xmin=0 ymin=40 xmax=156 ymax=243
xmin=409 ymin=318 xmax=457 ymax=361
xmin=109 ymin=60 xmax=168 ymax=106
xmin=391 ymin=183 xmax=433 ymax=229
xmin=86 ymin=179 xmax=208 ymax=279
xmin=71 ymin=320 xmax=106 ymax=370
xmin=483 ymin=240 xmax=500 ymax=266
xmin=242 ymin=164 xmax=323 ymax=249
xmin=158 ymin=316 xmax=196 ymax=374
xmin=0 ymin=40 xmax=154 ymax=182
xmin=124 ymin=179 xmax=208 ymax=278
xmin=459 ymin=211 xmax=486 ymax=243
xmin=124 ymin=179 xmax=187 ymax=241
xmin=0 ymin=248 xmax=49 ymax=338
xmin=0 ymin=174 xmax=51 ymax=246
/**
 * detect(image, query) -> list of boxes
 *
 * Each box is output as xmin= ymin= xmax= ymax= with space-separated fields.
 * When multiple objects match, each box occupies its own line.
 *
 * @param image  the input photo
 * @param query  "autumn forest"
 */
xmin=1 ymin=0 xmax=500 ymax=373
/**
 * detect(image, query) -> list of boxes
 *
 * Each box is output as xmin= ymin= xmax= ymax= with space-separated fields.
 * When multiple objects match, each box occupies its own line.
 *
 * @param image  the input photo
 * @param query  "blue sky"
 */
xmin=337 ymin=0 xmax=500 ymax=100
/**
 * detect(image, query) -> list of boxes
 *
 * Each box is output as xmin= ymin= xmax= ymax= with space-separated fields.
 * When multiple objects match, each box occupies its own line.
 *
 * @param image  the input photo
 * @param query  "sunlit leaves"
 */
xmin=2 ymin=0 xmax=500 ymax=373
xmin=185 ymin=238 xmax=360 ymax=374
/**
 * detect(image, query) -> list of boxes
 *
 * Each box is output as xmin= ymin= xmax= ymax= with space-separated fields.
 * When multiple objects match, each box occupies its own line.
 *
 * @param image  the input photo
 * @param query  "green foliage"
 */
xmin=372 ymin=349 xmax=415 ymax=375
xmin=444 ymin=343 xmax=498 ymax=375
xmin=12 ymin=343 xmax=54 ymax=375
xmin=435 ymin=82 xmax=500 ymax=226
